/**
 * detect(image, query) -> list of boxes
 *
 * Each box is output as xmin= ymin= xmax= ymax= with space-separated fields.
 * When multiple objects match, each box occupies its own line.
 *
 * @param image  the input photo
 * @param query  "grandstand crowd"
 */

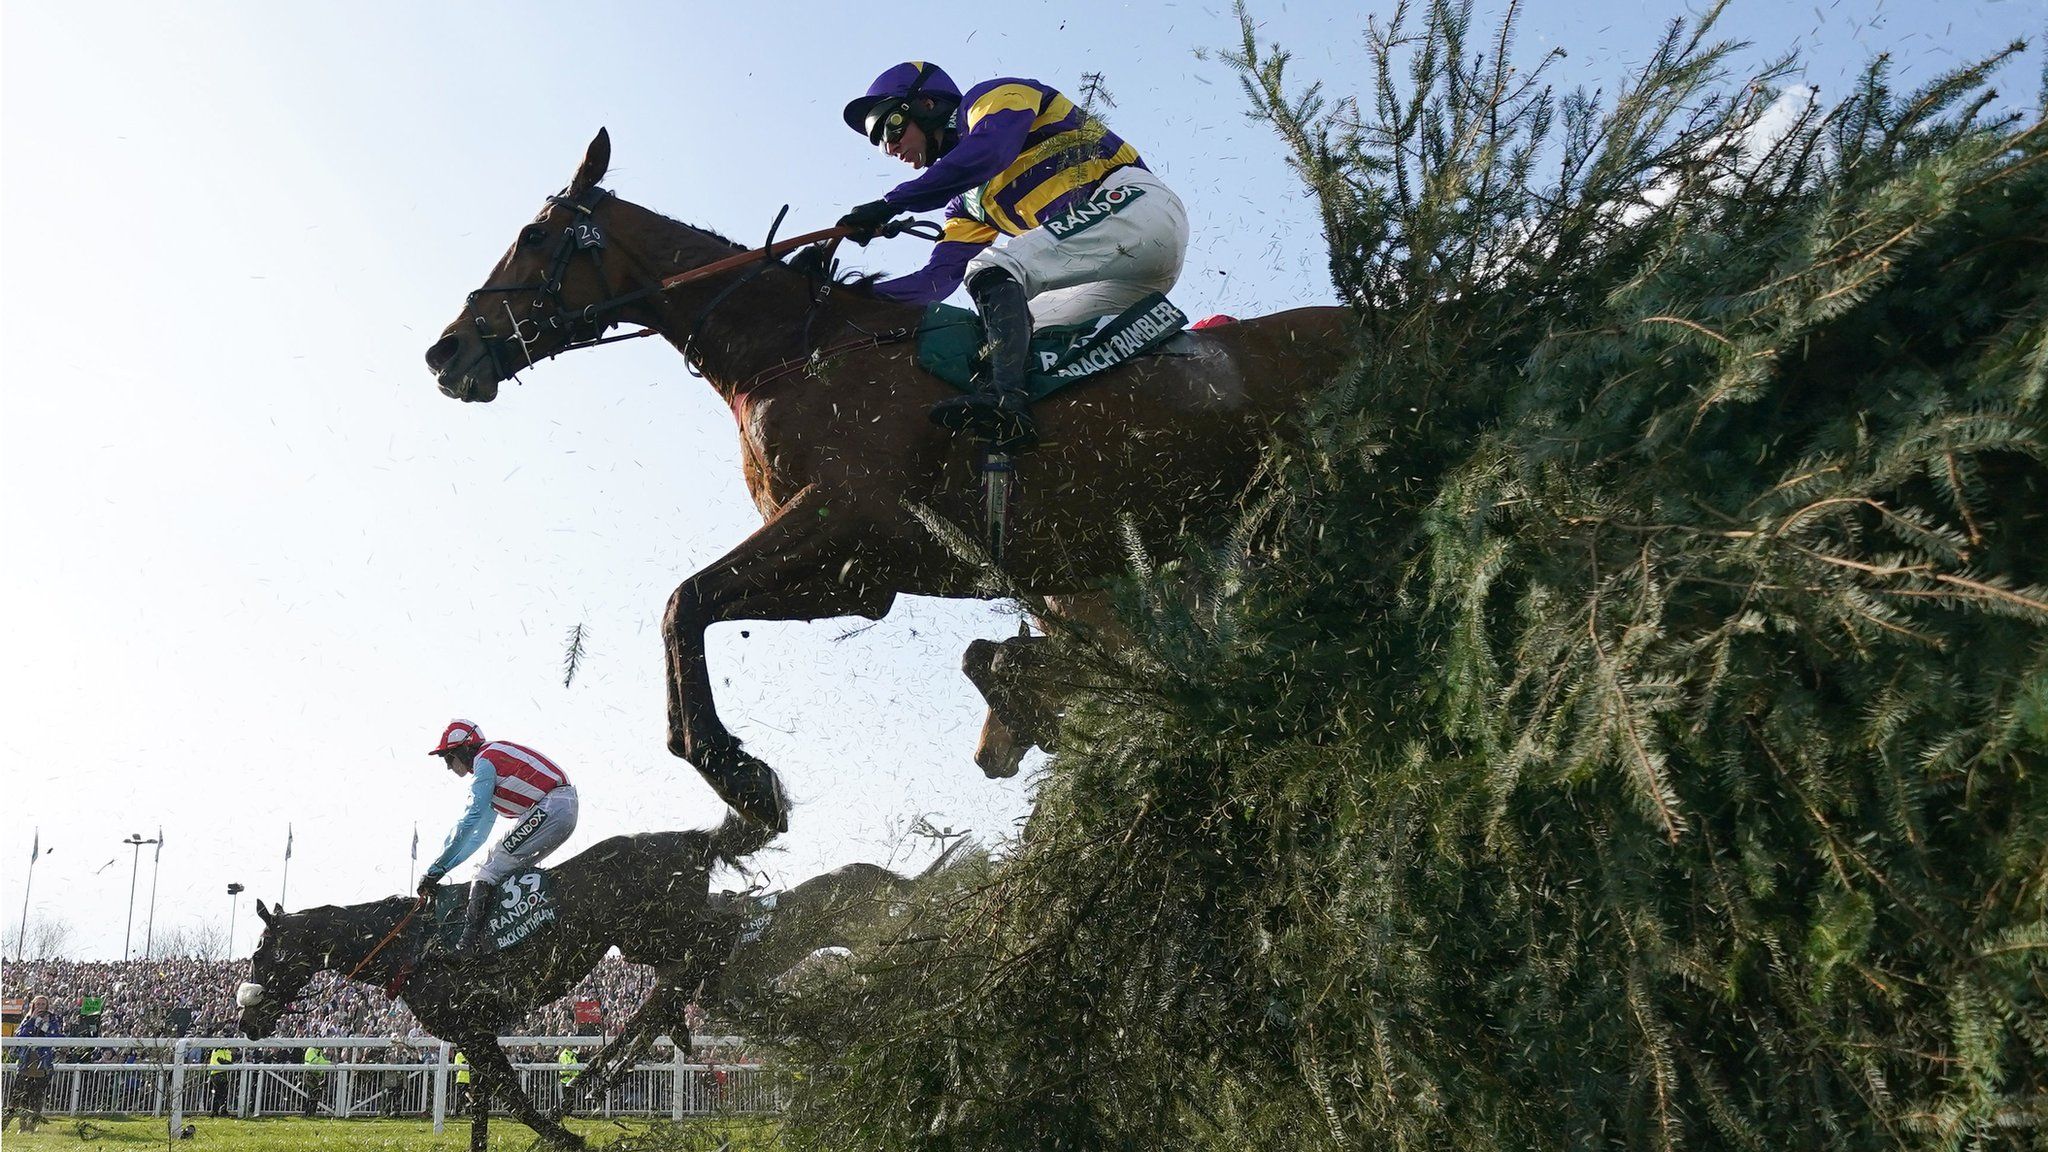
xmin=2 ymin=955 xmax=723 ymax=1048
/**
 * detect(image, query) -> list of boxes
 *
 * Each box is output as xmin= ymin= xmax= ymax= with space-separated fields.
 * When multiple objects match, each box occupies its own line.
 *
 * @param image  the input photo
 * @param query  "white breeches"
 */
xmin=475 ymin=786 xmax=578 ymax=883
xmin=965 ymin=167 xmax=1189 ymax=327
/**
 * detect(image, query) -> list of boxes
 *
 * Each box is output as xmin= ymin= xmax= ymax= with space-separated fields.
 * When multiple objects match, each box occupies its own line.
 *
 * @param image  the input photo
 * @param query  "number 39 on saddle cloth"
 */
xmin=426 ymin=871 xmax=560 ymax=957
xmin=915 ymin=291 xmax=1197 ymax=402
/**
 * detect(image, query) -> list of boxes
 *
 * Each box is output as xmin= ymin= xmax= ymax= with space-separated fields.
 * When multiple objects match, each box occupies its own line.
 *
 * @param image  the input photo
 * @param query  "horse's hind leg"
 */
xmin=556 ymin=979 xmax=691 ymax=1115
xmin=551 ymin=1001 xmax=654 ymax=1117
xmin=664 ymin=484 xmax=905 ymax=829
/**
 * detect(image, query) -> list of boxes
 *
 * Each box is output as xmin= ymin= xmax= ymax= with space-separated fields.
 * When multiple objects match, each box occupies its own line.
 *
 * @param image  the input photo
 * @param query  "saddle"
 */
xmin=912 ymin=294 xmax=1228 ymax=567
xmin=914 ymin=291 xmax=1199 ymax=403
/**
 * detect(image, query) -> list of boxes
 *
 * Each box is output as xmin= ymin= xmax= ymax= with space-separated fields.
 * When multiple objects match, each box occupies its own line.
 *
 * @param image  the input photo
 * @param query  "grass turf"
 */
xmin=0 ymin=1115 xmax=782 ymax=1149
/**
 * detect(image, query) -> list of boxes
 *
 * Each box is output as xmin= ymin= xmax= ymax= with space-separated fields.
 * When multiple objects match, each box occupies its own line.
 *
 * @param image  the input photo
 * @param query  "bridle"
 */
xmin=244 ymin=899 xmax=428 ymax=1020
xmin=343 ymin=897 xmax=427 ymax=990
xmin=462 ymin=185 xmax=623 ymax=380
xmin=460 ymin=187 xmax=940 ymax=384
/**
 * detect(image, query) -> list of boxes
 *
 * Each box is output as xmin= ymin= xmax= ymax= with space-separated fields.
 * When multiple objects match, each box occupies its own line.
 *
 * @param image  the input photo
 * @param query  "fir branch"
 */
xmin=561 ymin=621 xmax=588 ymax=688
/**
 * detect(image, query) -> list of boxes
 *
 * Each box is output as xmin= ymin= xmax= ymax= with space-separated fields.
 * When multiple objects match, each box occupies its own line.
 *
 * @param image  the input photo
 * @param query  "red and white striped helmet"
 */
xmin=428 ymin=720 xmax=485 ymax=756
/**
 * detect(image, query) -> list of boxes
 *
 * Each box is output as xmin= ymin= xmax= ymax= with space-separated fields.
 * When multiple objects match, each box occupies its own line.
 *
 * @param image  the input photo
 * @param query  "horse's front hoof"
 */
xmin=699 ymin=748 xmax=790 ymax=832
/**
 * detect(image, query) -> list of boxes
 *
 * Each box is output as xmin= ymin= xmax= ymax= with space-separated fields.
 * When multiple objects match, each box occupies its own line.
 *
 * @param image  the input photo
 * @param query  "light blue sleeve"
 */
xmin=424 ymin=761 xmax=499 ymax=880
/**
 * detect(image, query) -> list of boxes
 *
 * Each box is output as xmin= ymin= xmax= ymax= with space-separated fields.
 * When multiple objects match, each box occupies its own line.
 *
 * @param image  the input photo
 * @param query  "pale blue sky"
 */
xmin=3 ymin=1 xmax=2038 ymax=960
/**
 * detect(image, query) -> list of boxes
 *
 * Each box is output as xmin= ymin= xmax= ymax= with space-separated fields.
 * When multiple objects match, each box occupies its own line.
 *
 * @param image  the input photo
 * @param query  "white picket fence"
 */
xmin=0 ymin=1034 xmax=778 ymax=1134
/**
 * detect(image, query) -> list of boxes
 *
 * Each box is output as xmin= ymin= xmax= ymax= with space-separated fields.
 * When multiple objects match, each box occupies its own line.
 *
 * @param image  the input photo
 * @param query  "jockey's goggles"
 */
xmin=865 ymin=60 xmax=937 ymax=147
xmin=866 ymin=100 xmax=913 ymax=147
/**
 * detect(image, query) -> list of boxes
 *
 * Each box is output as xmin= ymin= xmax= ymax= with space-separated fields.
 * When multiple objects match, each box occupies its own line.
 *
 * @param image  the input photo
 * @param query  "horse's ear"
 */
xmin=1016 ymin=619 xmax=1032 ymax=639
xmin=256 ymin=899 xmax=275 ymax=925
xmin=571 ymin=128 xmax=611 ymax=195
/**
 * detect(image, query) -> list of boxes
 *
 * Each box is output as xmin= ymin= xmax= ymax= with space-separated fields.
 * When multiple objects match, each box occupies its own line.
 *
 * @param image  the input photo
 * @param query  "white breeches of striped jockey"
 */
xmin=474 ymin=786 xmax=578 ymax=884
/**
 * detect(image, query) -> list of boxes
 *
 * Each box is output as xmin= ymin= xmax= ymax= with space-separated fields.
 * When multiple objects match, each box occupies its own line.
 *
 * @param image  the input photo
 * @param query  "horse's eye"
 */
xmin=520 ymin=225 xmax=549 ymax=248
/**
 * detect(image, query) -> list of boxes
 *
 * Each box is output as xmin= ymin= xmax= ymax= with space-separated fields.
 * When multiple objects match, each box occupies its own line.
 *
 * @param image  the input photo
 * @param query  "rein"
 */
xmin=466 ymin=191 xmax=939 ymax=378
xmin=342 ymin=897 xmax=425 ymax=990
xmin=661 ymin=225 xmax=851 ymax=291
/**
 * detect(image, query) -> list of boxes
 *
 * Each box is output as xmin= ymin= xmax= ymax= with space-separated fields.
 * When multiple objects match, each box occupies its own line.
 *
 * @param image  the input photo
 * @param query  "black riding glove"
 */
xmin=837 ymin=199 xmax=898 ymax=245
xmin=416 ymin=874 xmax=440 ymax=901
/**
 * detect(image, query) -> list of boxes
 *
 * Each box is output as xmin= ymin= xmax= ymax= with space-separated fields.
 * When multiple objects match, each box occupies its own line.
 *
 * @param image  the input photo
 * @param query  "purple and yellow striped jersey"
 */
xmin=873 ymin=77 xmax=1145 ymax=304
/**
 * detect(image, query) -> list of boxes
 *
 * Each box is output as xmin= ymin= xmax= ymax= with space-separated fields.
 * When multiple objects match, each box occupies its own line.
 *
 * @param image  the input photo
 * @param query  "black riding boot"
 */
xmin=930 ymin=268 xmax=1040 ymax=451
xmin=455 ymin=880 xmax=495 ymax=960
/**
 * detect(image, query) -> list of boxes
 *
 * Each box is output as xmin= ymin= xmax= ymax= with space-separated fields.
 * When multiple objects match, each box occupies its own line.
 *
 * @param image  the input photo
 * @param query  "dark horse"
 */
xmin=962 ymin=623 xmax=1065 ymax=779
xmin=235 ymin=814 xmax=770 ymax=1150
xmin=959 ymin=589 xmax=1143 ymax=778
xmin=426 ymin=129 xmax=1352 ymax=831
xmin=701 ymin=839 xmax=975 ymax=1019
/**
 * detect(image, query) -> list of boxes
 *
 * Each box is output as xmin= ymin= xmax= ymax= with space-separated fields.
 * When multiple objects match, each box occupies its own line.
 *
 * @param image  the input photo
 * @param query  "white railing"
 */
xmin=0 ymin=1034 xmax=776 ymax=1135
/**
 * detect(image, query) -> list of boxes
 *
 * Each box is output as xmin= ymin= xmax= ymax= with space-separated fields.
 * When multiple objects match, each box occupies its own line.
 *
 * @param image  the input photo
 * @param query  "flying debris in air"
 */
xmin=562 ymin=622 xmax=589 ymax=688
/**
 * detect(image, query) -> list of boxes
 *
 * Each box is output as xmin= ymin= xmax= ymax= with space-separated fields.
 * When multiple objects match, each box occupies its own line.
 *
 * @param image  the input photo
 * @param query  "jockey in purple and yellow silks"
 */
xmin=838 ymin=62 xmax=1189 ymax=451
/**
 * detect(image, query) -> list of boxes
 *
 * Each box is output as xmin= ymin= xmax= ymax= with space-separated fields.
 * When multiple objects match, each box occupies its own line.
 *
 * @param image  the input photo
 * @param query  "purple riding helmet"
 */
xmin=842 ymin=61 xmax=963 ymax=146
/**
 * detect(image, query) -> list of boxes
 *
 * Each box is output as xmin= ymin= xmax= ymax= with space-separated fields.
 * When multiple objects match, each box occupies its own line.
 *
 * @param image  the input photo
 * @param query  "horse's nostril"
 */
xmin=425 ymin=333 xmax=461 ymax=372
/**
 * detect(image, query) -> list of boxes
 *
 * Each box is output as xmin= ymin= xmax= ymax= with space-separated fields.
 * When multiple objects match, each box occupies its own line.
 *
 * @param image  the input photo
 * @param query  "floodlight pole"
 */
xmin=121 ymin=832 xmax=161 ymax=961
xmin=144 ymin=828 xmax=165 ymax=958
xmin=225 ymin=883 xmax=245 ymax=961
xmin=15 ymin=831 xmax=39 ymax=962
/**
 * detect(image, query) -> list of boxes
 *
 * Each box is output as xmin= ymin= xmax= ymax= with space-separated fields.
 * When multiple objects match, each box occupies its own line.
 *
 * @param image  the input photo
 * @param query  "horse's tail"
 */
xmin=706 ymin=808 xmax=777 ymax=869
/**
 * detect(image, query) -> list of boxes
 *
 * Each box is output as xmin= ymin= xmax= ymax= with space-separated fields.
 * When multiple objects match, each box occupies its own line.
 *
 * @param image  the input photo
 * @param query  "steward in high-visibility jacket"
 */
xmin=206 ymin=1047 xmax=236 ymax=1118
xmin=300 ymin=1047 xmax=329 ymax=1118
xmin=555 ymin=1046 xmax=581 ymax=1116
xmin=449 ymin=1048 xmax=473 ymax=1111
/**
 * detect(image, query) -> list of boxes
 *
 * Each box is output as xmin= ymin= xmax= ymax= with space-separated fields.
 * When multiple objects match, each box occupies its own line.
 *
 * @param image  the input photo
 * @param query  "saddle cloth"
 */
xmin=426 ymin=870 xmax=560 ymax=955
xmin=916 ymin=291 xmax=1196 ymax=403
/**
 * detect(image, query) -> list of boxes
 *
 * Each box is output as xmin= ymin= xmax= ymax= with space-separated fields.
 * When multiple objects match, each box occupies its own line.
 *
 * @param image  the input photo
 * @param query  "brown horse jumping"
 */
xmin=426 ymin=129 xmax=1350 ymax=830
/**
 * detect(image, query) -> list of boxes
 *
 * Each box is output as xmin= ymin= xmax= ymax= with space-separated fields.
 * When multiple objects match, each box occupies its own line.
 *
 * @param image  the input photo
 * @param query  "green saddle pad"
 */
xmin=426 ymin=871 xmax=560 ymax=955
xmin=916 ymin=292 xmax=1193 ymax=402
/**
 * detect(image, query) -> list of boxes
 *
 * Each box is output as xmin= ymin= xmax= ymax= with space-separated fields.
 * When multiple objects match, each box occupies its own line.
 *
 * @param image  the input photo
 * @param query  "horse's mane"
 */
xmin=286 ymin=895 xmax=412 ymax=927
xmin=602 ymin=187 xmax=759 ymax=258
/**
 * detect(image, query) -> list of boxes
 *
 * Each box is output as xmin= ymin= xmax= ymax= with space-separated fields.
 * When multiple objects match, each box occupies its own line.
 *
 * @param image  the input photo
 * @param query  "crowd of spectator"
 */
xmin=2 ymin=956 xmax=733 ymax=1051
